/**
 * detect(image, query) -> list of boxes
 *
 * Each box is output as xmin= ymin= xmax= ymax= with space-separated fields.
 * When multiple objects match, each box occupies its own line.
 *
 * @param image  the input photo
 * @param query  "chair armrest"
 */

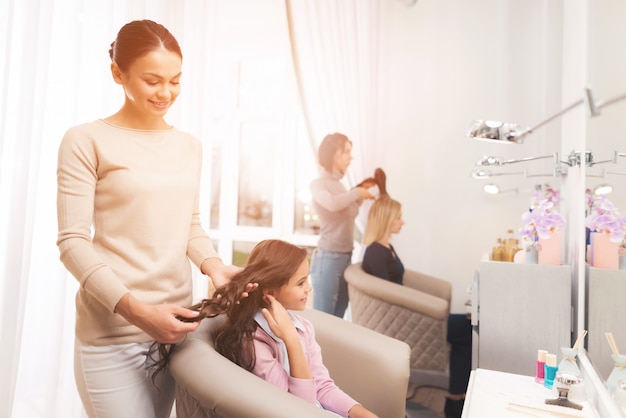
xmin=403 ymin=268 xmax=452 ymax=304
xmin=170 ymin=318 xmax=329 ymax=418
xmin=346 ymin=264 xmax=449 ymax=320
xmin=300 ymin=309 xmax=410 ymax=418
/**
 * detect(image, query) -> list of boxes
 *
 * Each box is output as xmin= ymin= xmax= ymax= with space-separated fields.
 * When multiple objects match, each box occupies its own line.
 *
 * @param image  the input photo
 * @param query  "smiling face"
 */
xmin=111 ymin=47 xmax=182 ymax=127
xmin=272 ymin=258 xmax=312 ymax=311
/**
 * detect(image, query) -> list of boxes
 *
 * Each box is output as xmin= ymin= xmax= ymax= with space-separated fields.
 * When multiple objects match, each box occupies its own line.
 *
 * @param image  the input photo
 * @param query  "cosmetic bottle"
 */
xmin=503 ymin=229 xmax=516 ymax=262
xmin=544 ymin=353 xmax=558 ymax=389
xmin=492 ymin=238 xmax=504 ymax=261
xmin=535 ymin=349 xmax=548 ymax=383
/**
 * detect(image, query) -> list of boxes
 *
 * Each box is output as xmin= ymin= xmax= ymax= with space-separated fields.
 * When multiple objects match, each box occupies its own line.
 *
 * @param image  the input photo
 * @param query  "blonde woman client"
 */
xmin=362 ymin=196 xmax=471 ymax=418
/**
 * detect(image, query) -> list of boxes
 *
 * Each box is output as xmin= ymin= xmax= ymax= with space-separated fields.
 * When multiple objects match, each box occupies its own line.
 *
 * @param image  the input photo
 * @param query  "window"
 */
xmin=197 ymin=57 xmax=319 ymax=301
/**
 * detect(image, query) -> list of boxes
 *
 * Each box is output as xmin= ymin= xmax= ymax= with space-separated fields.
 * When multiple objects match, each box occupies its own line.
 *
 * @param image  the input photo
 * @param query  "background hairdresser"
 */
xmin=309 ymin=133 xmax=375 ymax=318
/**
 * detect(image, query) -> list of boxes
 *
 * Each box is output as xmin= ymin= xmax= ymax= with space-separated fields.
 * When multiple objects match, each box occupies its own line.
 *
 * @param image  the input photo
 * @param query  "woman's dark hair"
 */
xmin=109 ymin=20 xmax=182 ymax=72
xmin=150 ymin=239 xmax=308 ymax=385
xmin=318 ymin=132 xmax=351 ymax=171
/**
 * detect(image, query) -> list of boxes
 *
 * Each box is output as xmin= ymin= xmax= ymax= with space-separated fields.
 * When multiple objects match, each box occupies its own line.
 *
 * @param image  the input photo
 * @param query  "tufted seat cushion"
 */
xmin=345 ymin=263 xmax=451 ymax=388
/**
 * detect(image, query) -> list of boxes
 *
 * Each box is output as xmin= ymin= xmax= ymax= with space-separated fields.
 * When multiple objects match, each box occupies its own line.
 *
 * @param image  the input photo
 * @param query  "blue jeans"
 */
xmin=310 ymin=248 xmax=351 ymax=318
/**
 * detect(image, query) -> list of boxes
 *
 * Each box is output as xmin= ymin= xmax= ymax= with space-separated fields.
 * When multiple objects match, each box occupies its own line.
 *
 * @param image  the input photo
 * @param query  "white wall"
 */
xmin=587 ymin=0 xmax=626 ymax=208
xmin=377 ymin=0 xmax=565 ymax=312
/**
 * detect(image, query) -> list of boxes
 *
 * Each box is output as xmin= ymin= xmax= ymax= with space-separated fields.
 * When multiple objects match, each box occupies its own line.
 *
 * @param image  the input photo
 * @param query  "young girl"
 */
xmin=362 ymin=196 xmax=471 ymax=418
xmin=154 ymin=239 xmax=378 ymax=418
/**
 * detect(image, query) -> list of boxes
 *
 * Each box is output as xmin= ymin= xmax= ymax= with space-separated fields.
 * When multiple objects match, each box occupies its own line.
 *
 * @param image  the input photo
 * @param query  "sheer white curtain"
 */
xmin=0 ymin=1 xmax=217 ymax=417
xmin=1 ymin=0 xmax=379 ymax=415
xmin=286 ymin=0 xmax=382 ymax=189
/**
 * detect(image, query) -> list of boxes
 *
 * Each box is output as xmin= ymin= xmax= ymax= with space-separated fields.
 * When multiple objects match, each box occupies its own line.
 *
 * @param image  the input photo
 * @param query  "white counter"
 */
xmin=462 ymin=368 xmax=599 ymax=417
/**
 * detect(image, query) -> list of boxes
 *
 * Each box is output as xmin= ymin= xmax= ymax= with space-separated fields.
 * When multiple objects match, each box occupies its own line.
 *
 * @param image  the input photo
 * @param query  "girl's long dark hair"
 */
xmin=150 ymin=239 xmax=308 ymax=386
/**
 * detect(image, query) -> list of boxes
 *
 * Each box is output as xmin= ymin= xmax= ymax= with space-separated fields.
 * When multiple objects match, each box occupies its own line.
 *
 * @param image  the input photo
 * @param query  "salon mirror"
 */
xmin=585 ymin=0 xmax=626 ymax=410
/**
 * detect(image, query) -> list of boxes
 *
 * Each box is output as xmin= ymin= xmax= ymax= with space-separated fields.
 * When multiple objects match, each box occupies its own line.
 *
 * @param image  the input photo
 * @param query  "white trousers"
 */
xmin=74 ymin=339 xmax=175 ymax=418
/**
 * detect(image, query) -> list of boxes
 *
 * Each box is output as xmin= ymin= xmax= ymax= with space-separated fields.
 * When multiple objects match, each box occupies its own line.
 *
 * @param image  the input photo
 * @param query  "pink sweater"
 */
xmin=253 ymin=312 xmax=358 ymax=417
xmin=56 ymin=120 xmax=217 ymax=345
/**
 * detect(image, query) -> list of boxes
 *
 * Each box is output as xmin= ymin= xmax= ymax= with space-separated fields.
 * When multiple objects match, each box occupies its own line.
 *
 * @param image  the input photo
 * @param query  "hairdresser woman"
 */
xmin=309 ymin=133 xmax=375 ymax=318
xmin=56 ymin=20 xmax=248 ymax=418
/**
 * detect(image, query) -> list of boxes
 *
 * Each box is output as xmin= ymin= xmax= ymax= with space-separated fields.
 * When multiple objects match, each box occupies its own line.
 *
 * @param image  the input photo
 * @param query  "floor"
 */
xmin=407 ymin=384 xmax=447 ymax=418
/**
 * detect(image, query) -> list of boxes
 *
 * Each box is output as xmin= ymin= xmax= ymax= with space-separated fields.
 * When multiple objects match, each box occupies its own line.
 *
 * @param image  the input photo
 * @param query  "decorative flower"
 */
xmin=585 ymin=188 xmax=595 ymax=214
xmin=585 ymin=194 xmax=626 ymax=243
xmin=519 ymin=187 xmax=566 ymax=248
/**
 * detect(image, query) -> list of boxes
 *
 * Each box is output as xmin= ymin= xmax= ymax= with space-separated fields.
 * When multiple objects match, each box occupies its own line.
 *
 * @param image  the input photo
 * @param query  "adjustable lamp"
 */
xmin=471 ymin=169 xmax=556 ymax=179
xmin=483 ymin=184 xmax=500 ymax=194
xmin=593 ymin=184 xmax=613 ymax=195
xmin=467 ymin=88 xmax=626 ymax=144
xmin=467 ymin=99 xmax=583 ymax=144
xmin=476 ymin=154 xmax=558 ymax=166
xmin=471 ymin=169 xmax=525 ymax=179
xmin=587 ymin=169 xmax=626 ymax=178
xmin=586 ymin=169 xmax=626 ymax=196
xmin=483 ymin=184 xmax=519 ymax=195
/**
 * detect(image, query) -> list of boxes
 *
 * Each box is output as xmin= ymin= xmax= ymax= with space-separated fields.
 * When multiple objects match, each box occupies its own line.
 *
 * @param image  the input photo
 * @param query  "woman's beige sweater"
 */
xmin=56 ymin=120 xmax=217 ymax=345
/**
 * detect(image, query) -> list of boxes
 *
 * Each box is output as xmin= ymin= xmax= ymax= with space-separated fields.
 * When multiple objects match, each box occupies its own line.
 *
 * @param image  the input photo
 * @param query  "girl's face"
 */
xmin=113 ymin=47 xmax=182 ymax=120
xmin=332 ymin=141 xmax=353 ymax=174
xmin=272 ymin=259 xmax=312 ymax=311
xmin=390 ymin=209 xmax=405 ymax=235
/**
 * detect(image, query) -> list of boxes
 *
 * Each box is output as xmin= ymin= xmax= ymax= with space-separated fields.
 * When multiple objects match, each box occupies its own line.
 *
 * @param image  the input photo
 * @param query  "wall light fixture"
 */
xmin=467 ymin=88 xmax=626 ymax=144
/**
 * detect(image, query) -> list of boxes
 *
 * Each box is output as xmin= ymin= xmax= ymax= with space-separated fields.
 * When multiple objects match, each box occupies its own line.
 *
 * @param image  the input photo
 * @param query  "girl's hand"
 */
xmin=261 ymin=294 xmax=312 ymax=380
xmin=348 ymin=404 xmax=379 ymax=418
xmin=260 ymin=294 xmax=298 ymax=342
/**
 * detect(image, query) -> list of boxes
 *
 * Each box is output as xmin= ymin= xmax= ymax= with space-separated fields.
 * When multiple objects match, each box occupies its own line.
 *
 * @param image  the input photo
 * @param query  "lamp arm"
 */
xmin=501 ymin=154 xmax=556 ymax=165
xmin=520 ymin=98 xmax=585 ymax=136
xmin=596 ymin=92 xmax=626 ymax=110
xmin=589 ymin=158 xmax=615 ymax=167
xmin=585 ymin=169 xmax=606 ymax=178
xmin=470 ymin=169 xmax=526 ymax=178
xmin=526 ymin=172 xmax=557 ymax=178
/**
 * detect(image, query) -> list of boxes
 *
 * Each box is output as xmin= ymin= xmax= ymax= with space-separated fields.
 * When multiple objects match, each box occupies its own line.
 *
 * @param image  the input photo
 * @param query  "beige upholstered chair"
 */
xmin=170 ymin=308 xmax=410 ymax=418
xmin=344 ymin=262 xmax=452 ymax=393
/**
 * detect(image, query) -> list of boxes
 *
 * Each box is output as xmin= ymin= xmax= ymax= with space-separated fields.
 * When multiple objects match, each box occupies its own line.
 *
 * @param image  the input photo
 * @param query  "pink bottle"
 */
xmin=535 ymin=349 xmax=547 ymax=383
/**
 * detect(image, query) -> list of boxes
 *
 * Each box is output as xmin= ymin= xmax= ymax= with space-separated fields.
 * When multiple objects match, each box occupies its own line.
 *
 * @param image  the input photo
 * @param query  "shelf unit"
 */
xmin=472 ymin=261 xmax=572 ymax=376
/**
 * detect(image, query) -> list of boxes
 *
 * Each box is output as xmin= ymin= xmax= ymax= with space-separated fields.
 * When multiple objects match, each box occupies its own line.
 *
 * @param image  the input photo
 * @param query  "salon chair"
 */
xmin=170 ymin=308 xmax=410 ymax=418
xmin=345 ymin=263 xmax=452 ymax=417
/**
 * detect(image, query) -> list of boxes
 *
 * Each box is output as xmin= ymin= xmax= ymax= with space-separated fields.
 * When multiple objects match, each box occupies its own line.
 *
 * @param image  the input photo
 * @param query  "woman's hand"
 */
xmin=114 ymin=293 xmax=201 ymax=344
xmin=202 ymin=258 xmax=242 ymax=288
xmin=356 ymin=177 xmax=377 ymax=189
xmin=357 ymin=186 xmax=375 ymax=200
xmin=201 ymin=257 xmax=258 ymax=300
